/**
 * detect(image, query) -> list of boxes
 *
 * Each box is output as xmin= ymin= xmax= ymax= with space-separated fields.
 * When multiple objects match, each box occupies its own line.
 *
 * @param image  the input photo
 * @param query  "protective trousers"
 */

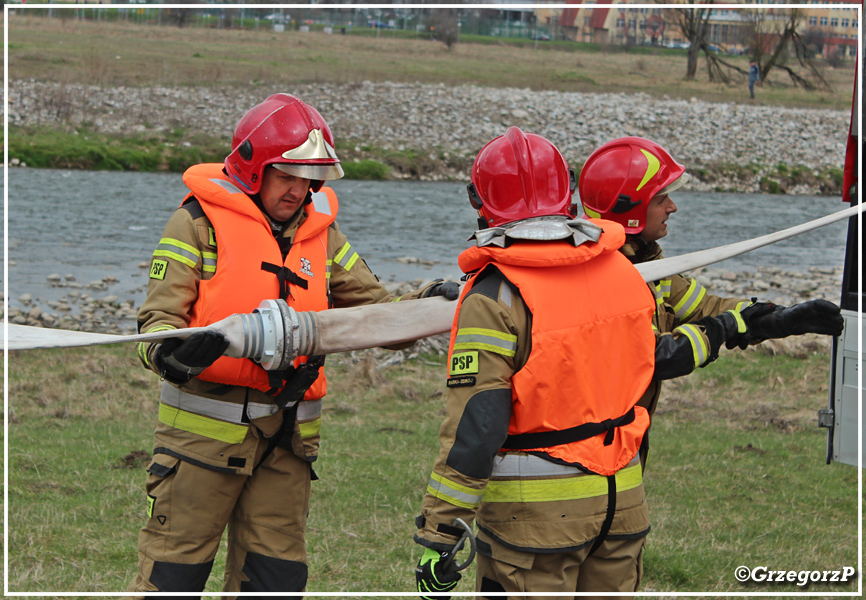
xmin=128 ymin=434 xmax=312 ymax=596
xmin=475 ymin=530 xmax=645 ymax=600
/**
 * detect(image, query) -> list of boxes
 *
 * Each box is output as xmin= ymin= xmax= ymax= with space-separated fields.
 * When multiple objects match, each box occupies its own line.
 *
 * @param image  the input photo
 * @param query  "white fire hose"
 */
xmin=4 ymin=202 xmax=862 ymax=366
xmin=3 ymin=295 xmax=459 ymax=368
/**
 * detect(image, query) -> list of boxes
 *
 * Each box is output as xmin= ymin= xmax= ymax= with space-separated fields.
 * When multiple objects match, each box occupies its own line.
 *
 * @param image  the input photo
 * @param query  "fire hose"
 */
xmin=4 ymin=202 xmax=862 ymax=363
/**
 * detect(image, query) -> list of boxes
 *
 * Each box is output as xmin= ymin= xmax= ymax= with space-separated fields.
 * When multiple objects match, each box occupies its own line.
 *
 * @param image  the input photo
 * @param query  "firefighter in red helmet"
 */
xmin=579 ymin=136 xmax=843 ymax=467
xmin=130 ymin=94 xmax=458 ymax=595
xmin=414 ymin=127 xmax=660 ymax=596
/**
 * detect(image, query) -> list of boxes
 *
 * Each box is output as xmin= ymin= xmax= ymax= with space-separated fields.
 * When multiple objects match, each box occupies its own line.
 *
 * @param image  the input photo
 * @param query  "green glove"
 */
xmin=415 ymin=547 xmax=461 ymax=600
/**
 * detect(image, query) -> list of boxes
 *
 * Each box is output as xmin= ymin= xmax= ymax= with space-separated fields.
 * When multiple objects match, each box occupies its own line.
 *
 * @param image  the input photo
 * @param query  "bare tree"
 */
xmin=743 ymin=7 xmax=831 ymax=91
xmin=664 ymin=2 xmax=714 ymax=80
xmin=426 ymin=9 xmax=459 ymax=50
xmin=168 ymin=8 xmax=192 ymax=28
xmin=663 ymin=3 xmax=830 ymax=91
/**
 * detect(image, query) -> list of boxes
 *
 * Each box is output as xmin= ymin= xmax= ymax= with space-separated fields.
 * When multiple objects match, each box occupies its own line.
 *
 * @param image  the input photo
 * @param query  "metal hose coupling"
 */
xmin=249 ymin=299 xmax=318 ymax=371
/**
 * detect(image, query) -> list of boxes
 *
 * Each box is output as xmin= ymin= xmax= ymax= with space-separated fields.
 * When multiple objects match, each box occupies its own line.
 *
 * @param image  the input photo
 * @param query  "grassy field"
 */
xmin=4 ymin=342 xmax=861 ymax=595
xmin=6 ymin=13 xmax=855 ymax=109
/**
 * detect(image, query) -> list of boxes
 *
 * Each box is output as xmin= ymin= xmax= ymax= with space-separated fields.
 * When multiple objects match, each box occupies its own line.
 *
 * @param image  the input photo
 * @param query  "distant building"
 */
xmin=536 ymin=0 xmax=858 ymax=60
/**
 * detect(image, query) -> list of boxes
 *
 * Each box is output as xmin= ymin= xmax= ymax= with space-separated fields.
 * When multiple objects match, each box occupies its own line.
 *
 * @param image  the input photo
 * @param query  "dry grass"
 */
xmin=4 ymin=342 xmax=859 ymax=594
xmin=6 ymin=13 xmax=856 ymax=110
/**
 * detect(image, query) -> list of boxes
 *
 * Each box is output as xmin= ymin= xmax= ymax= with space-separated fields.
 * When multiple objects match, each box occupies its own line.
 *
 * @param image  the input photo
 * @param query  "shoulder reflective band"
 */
xmin=674 ymin=323 xmax=709 ymax=368
xmin=426 ymin=472 xmax=484 ymax=510
xmin=334 ymin=242 xmax=359 ymax=271
xmin=483 ymin=462 xmax=642 ymax=503
xmin=673 ymin=278 xmax=707 ymax=320
xmin=153 ymin=237 xmax=202 ymax=269
xmin=453 ymin=327 xmax=517 ymax=358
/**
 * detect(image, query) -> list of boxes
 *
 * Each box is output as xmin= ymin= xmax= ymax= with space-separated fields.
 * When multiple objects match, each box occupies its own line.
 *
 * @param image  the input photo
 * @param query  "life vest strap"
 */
xmin=261 ymin=261 xmax=309 ymax=300
xmin=587 ymin=475 xmax=616 ymax=557
xmin=502 ymin=408 xmax=636 ymax=450
xmin=267 ymin=356 xmax=326 ymax=409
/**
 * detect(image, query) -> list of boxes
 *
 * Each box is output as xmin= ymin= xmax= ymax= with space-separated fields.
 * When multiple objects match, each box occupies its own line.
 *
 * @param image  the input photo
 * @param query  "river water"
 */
xmin=3 ymin=168 xmax=850 ymax=310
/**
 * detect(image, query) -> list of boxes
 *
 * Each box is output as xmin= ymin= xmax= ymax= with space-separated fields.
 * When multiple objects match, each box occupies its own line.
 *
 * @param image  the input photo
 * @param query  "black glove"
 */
xmin=155 ymin=331 xmax=229 ymax=384
xmin=743 ymin=299 xmax=844 ymax=340
xmin=695 ymin=311 xmax=744 ymax=363
xmin=415 ymin=547 xmax=461 ymax=600
xmin=422 ymin=279 xmax=460 ymax=301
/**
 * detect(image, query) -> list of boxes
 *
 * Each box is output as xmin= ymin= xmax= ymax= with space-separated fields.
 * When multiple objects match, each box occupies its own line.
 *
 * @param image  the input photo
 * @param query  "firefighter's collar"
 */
xmin=470 ymin=217 xmax=603 ymax=248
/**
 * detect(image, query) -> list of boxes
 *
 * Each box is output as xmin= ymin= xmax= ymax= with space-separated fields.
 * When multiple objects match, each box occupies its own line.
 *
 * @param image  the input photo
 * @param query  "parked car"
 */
xmin=264 ymin=13 xmax=289 ymax=24
xmin=531 ymin=33 xmax=551 ymax=41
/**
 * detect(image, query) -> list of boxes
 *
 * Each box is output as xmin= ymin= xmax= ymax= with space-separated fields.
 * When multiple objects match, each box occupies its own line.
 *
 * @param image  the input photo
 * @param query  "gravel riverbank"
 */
xmin=6 ymin=80 xmax=851 ymax=195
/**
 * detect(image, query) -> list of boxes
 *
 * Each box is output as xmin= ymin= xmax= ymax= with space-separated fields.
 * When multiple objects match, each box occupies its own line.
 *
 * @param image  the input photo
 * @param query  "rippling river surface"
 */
xmin=4 ymin=169 xmax=850 ymax=308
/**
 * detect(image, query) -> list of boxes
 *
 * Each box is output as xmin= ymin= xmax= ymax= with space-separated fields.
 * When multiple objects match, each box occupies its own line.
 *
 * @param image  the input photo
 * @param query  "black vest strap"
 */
xmin=587 ymin=475 xmax=617 ymax=557
xmin=261 ymin=261 xmax=309 ymax=300
xmin=503 ymin=407 xmax=636 ymax=450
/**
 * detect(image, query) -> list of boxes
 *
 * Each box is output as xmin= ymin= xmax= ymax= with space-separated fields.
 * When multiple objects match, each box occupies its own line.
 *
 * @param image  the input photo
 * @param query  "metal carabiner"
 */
xmin=439 ymin=517 xmax=477 ymax=574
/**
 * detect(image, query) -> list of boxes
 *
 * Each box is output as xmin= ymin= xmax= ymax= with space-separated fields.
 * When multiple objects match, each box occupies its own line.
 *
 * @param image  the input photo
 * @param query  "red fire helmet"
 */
xmin=224 ymin=93 xmax=344 ymax=195
xmin=468 ymin=127 xmax=575 ymax=228
xmin=578 ymin=137 xmax=687 ymax=234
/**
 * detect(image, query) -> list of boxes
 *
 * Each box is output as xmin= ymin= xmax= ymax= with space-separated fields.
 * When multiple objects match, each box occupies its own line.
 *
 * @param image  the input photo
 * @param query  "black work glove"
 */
xmin=742 ymin=299 xmax=843 ymax=341
xmin=415 ymin=547 xmax=461 ymax=600
xmin=422 ymin=279 xmax=460 ymax=301
xmin=155 ymin=331 xmax=230 ymax=384
xmin=695 ymin=311 xmax=744 ymax=363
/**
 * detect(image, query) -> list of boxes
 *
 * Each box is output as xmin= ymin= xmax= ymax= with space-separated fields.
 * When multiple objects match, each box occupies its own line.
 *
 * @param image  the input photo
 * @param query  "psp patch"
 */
xmin=450 ymin=351 xmax=479 ymax=375
xmin=447 ymin=376 xmax=476 ymax=388
xmin=149 ymin=259 xmax=169 ymax=280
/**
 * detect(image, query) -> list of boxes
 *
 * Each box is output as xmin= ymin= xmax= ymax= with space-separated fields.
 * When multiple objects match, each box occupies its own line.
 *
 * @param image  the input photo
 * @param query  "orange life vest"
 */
xmin=454 ymin=219 xmax=656 ymax=476
xmin=182 ymin=163 xmax=336 ymax=400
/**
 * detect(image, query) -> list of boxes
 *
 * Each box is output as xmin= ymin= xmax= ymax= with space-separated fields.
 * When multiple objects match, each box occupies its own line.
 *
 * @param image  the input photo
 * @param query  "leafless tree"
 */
xmin=743 ymin=7 xmax=831 ymax=91
xmin=426 ymin=9 xmax=459 ymax=50
xmin=663 ymin=2 xmax=830 ymax=91
xmin=664 ymin=1 xmax=714 ymax=81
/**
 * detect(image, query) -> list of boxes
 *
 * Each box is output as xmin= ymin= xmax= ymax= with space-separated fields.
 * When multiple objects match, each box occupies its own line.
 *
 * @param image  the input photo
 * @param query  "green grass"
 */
xmin=8 ymin=126 xmax=227 ymax=173
xmin=5 ymin=342 xmax=860 ymax=594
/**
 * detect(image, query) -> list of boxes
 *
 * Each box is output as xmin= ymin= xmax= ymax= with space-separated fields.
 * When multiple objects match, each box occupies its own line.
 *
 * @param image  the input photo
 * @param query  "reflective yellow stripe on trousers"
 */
xmin=159 ymin=383 xmax=323 ymax=443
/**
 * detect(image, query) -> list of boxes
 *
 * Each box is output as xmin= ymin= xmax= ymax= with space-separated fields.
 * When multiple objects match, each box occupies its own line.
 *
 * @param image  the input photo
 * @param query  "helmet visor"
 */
xmin=273 ymin=162 xmax=345 ymax=181
xmin=658 ymin=171 xmax=690 ymax=196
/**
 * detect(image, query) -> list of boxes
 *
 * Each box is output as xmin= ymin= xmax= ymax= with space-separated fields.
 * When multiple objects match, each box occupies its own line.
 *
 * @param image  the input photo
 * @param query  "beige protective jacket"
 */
xmin=138 ymin=191 xmax=431 ymax=475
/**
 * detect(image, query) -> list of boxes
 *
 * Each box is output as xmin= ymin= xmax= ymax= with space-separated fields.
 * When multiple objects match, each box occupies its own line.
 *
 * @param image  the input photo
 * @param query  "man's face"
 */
xmin=259 ymin=167 xmax=311 ymax=222
xmin=639 ymin=193 xmax=677 ymax=243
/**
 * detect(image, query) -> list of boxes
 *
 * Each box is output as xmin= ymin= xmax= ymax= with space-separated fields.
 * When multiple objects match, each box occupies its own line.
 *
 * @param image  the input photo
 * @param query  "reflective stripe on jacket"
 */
xmin=455 ymin=219 xmax=656 ymax=476
xmin=182 ymin=163 xmax=335 ymax=399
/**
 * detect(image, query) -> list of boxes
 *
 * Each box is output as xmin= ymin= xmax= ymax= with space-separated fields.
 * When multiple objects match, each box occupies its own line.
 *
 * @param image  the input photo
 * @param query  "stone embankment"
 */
xmin=5 ymin=80 xmax=850 ymax=194
xmin=4 ymin=265 xmax=845 ymax=358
